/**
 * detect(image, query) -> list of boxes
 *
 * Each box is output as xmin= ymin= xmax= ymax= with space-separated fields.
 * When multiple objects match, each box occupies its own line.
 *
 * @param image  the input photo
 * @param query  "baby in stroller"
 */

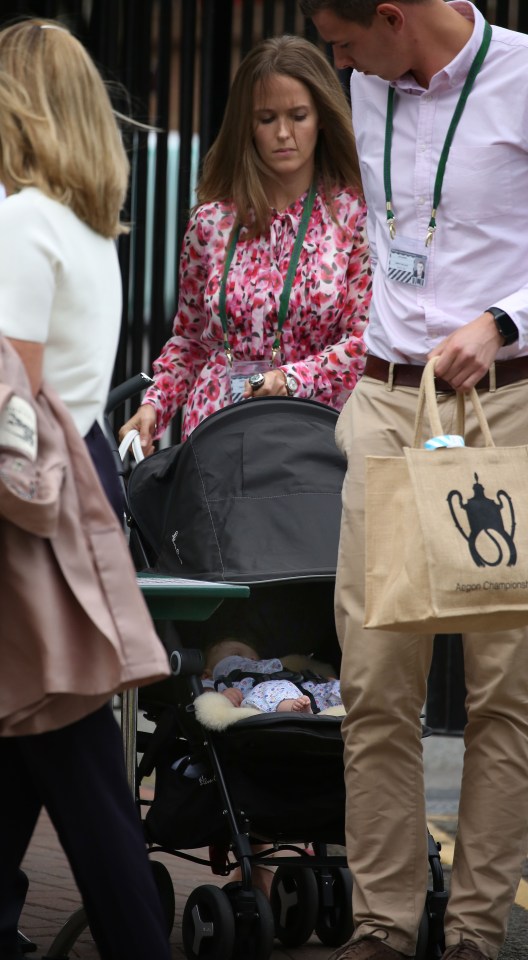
xmin=202 ymin=638 xmax=343 ymax=714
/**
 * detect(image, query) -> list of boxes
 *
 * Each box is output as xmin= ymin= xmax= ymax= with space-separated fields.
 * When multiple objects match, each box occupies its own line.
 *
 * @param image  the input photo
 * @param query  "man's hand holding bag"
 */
xmin=364 ymin=357 xmax=528 ymax=633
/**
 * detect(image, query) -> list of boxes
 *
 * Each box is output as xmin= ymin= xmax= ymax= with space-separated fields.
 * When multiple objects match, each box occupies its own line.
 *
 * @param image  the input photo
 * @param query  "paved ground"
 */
xmin=18 ymin=734 xmax=527 ymax=959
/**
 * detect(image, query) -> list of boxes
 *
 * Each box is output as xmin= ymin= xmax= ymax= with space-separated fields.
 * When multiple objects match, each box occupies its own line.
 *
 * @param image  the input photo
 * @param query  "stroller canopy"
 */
xmin=127 ymin=397 xmax=346 ymax=584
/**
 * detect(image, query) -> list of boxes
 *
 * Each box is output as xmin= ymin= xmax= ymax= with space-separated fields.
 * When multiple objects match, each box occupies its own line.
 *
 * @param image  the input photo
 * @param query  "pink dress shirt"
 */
xmin=351 ymin=1 xmax=528 ymax=363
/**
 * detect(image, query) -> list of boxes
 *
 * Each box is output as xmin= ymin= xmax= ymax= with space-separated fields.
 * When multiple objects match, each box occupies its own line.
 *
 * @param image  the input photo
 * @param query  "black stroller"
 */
xmin=123 ymin=396 xmax=446 ymax=960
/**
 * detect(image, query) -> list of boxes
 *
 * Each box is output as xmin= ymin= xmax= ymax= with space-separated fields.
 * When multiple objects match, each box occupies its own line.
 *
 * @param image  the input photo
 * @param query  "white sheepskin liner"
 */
xmin=194 ymin=691 xmax=344 ymax=731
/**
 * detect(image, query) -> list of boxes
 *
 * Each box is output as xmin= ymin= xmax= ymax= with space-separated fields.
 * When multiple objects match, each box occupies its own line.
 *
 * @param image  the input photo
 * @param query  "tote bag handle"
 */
xmin=412 ymin=357 xmax=495 ymax=449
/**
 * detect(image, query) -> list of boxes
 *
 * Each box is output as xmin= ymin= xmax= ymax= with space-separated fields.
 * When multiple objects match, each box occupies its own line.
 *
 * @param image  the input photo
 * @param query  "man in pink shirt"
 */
xmin=300 ymin=2 xmax=528 ymax=960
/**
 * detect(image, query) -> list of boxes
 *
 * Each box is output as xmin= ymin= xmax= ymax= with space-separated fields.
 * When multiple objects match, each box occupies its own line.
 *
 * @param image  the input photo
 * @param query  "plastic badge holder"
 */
xmin=228 ymin=359 xmax=271 ymax=404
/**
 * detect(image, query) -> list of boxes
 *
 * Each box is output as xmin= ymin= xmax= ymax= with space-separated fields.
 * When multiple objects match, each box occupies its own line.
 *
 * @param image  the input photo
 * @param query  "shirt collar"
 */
xmin=392 ymin=1 xmax=486 ymax=95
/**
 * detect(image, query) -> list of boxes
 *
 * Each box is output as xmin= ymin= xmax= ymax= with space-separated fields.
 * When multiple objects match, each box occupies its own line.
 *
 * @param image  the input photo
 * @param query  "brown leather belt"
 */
xmin=364 ymin=354 xmax=528 ymax=392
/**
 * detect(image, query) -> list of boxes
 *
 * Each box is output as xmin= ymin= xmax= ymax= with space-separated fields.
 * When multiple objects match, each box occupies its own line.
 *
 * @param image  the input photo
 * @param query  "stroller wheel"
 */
xmin=44 ymin=905 xmax=90 ymax=958
xmin=314 ymin=866 xmax=353 ymax=947
xmin=150 ymin=859 xmax=176 ymax=934
xmin=415 ymin=906 xmax=429 ymax=960
xmin=182 ymin=884 xmax=235 ymax=960
xmin=222 ymin=883 xmax=275 ymax=960
xmin=270 ymin=865 xmax=319 ymax=947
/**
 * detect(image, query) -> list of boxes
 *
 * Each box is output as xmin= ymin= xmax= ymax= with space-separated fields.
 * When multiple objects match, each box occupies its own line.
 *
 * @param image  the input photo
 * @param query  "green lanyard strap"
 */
xmin=219 ymin=181 xmax=317 ymax=364
xmin=384 ymin=20 xmax=492 ymax=247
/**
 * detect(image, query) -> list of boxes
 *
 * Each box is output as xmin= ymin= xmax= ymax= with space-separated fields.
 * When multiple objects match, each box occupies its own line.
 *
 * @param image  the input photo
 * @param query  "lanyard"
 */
xmin=384 ymin=20 xmax=492 ymax=246
xmin=218 ymin=182 xmax=317 ymax=364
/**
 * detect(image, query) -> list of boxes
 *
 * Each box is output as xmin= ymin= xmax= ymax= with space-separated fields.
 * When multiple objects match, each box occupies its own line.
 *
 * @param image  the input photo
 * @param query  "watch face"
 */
xmin=286 ymin=375 xmax=297 ymax=395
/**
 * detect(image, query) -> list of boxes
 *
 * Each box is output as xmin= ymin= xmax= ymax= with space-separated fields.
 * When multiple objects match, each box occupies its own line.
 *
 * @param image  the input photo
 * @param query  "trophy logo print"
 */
xmin=447 ymin=473 xmax=517 ymax=568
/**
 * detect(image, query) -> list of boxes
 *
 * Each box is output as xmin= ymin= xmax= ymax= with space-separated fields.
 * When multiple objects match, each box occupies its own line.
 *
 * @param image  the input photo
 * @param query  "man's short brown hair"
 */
xmin=299 ymin=0 xmax=425 ymax=28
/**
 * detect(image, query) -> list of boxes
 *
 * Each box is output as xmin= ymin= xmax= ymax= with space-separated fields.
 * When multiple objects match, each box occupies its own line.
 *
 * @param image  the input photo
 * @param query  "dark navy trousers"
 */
xmin=0 ymin=706 xmax=170 ymax=960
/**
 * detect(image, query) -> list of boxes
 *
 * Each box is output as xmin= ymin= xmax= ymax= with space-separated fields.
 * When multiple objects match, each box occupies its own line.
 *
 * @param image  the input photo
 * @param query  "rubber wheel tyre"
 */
xmin=235 ymin=887 xmax=275 ymax=960
xmin=150 ymin=859 xmax=176 ymax=934
xmin=222 ymin=884 xmax=275 ymax=960
xmin=270 ymin=865 xmax=319 ymax=947
xmin=414 ymin=906 xmax=429 ymax=960
xmin=314 ymin=866 xmax=354 ymax=948
xmin=43 ymin=906 xmax=90 ymax=958
xmin=182 ymin=884 xmax=235 ymax=960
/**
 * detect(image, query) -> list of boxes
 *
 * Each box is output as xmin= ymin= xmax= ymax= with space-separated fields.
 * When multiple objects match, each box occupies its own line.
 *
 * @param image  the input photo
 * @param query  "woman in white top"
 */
xmin=0 ymin=20 xmax=171 ymax=960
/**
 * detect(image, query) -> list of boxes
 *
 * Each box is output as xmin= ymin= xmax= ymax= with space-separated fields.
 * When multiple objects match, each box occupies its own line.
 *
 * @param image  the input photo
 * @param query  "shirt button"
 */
xmin=423 ymin=94 xmax=432 ymax=102
xmin=418 ymin=197 xmax=426 ymax=205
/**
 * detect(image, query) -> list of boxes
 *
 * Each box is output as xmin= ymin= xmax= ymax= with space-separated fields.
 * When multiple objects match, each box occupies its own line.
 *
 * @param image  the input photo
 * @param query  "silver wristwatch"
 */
xmin=284 ymin=373 xmax=297 ymax=396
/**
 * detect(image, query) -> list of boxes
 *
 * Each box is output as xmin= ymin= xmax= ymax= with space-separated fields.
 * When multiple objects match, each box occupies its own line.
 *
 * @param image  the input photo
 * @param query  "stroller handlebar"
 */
xmin=105 ymin=372 xmax=154 ymax=415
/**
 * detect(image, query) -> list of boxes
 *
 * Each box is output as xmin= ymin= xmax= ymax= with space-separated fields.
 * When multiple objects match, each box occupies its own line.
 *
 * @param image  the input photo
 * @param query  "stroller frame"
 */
xmin=135 ymin=644 xmax=447 ymax=960
xmin=127 ymin=393 xmax=447 ymax=960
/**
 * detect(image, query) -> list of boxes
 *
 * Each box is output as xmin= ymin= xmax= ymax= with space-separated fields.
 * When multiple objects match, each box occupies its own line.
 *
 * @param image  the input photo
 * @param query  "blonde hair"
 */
xmin=204 ymin=638 xmax=260 ymax=675
xmin=0 ymin=19 xmax=129 ymax=238
xmin=197 ymin=35 xmax=363 ymax=236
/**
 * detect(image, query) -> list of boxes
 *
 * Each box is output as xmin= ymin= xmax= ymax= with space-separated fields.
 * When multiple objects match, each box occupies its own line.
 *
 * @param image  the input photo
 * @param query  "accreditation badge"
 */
xmin=387 ymin=236 xmax=428 ymax=287
xmin=228 ymin=360 xmax=271 ymax=404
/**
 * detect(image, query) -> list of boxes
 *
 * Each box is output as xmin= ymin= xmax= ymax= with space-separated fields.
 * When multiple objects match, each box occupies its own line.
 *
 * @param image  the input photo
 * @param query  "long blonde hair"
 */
xmin=197 ymin=35 xmax=363 ymax=236
xmin=0 ymin=19 xmax=129 ymax=238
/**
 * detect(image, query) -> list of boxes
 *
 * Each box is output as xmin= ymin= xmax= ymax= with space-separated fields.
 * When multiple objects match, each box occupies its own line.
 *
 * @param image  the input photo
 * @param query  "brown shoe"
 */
xmin=328 ymin=934 xmax=408 ymax=960
xmin=443 ymin=940 xmax=489 ymax=960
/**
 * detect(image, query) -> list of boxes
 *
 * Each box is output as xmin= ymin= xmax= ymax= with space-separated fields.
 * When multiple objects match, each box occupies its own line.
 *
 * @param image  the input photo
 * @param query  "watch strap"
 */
xmin=486 ymin=307 xmax=518 ymax=346
xmin=280 ymin=370 xmax=297 ymax=396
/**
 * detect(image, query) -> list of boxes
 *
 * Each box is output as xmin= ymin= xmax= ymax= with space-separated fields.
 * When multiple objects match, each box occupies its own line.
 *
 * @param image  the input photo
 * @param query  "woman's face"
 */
xmin=252 ymin=73 xmax=320 ymax=189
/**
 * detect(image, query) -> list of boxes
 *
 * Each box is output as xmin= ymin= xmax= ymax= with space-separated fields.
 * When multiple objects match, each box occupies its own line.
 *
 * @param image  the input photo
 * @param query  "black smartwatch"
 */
xmin=486 ymin=307 xmax=518 ymax=346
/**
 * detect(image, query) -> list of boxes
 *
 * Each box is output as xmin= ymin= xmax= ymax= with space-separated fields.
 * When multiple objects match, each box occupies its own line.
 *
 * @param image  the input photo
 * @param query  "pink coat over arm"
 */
xmin=0 ymin=336 xmax=170 ymax=736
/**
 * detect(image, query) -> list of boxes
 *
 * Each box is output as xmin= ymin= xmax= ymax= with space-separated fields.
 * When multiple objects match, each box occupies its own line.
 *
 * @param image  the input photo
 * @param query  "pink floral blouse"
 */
xmin=143 ymin=185 xmax=371 ymax=440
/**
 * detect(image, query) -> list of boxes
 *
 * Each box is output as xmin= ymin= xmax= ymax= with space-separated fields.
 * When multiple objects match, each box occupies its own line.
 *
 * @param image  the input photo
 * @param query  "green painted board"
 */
xmin=137 ymin=572 xmax=250 ymax=621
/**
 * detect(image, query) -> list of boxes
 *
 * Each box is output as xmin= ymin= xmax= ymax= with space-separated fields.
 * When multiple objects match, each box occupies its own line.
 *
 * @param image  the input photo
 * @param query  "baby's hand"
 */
xmin=222 ymin=688 xmax=244 ymax=707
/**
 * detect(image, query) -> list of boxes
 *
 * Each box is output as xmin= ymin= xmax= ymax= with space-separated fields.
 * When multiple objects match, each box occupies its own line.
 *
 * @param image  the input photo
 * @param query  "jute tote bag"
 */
xmin=364 ymin=358 xmax=528 ymax=633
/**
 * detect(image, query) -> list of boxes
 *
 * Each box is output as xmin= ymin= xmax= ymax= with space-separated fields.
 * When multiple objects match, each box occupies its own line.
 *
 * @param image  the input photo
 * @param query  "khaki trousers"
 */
xmin=335 ymin=375 xmax=528 ymax=958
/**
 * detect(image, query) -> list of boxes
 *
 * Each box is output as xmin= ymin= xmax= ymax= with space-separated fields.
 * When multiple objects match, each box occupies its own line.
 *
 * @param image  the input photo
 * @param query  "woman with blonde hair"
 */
xmin=0 ymin=20 xmax=171 ymax=960
xmin=120 ymin=33 xmax=371 ymax=451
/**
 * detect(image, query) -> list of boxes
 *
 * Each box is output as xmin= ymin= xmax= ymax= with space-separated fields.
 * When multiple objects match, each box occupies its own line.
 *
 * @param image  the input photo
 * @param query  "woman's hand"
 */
xmin=242 ymin=369 xmax=289 ymax=399
xmin=118 ymin=404 xmax=157 ymax=457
